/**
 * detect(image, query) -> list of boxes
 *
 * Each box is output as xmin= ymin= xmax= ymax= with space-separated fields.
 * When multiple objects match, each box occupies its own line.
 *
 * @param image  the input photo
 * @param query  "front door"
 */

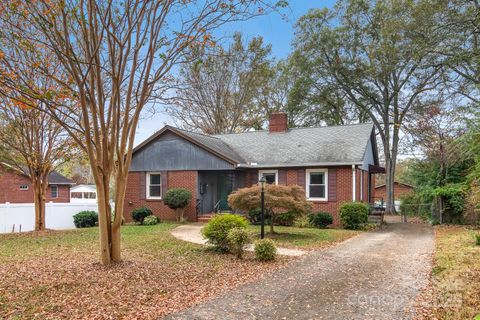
xmin=217 ymin=173 xmax=233 ymax=211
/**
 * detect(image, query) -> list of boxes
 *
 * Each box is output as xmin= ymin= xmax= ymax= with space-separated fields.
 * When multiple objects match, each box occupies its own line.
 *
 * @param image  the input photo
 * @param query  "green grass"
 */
xmin=246 ymin=225 xmax=360 ymax=249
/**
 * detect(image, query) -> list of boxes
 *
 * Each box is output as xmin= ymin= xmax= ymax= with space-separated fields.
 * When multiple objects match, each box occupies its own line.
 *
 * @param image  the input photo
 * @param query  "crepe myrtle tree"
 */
xmin=228 ymin=184 xmax=312 ymax=234
xmin=0 ymin=0 xmax=288 ymax=265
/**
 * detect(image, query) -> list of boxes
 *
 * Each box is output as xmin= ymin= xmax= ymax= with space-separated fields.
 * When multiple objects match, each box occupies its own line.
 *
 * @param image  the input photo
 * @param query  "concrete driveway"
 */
xmin=166 ymin=218 xmax=434 ymax=320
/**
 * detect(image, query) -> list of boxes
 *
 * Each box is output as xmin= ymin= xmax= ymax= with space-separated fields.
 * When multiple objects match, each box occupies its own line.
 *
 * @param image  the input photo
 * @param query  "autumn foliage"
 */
xmin=228 ymin=184 xmax=312 ymax=233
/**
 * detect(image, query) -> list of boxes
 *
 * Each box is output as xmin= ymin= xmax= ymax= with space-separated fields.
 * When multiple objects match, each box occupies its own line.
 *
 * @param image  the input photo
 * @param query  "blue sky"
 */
xmin=134 ymin=1 xmax=336 ymax=145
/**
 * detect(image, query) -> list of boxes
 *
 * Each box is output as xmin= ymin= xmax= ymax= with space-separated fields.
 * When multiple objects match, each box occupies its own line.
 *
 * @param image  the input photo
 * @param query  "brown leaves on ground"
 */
xmin=0 ymin=225 xmax=289 ymax=319
xmin=414 ymin=225 xmax=480 ymax=320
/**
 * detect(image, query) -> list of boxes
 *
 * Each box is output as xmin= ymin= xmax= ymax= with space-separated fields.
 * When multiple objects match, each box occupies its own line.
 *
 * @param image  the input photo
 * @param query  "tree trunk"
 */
xmin=269 ymin=213 xmax=275 ymax=234
xmin=384 ymin=157 xmax=396 ymax=215
xmin=96 ymin=180 xmax=112 ymax=265
xmin=32 ymin=178 xmax=47 ymax=231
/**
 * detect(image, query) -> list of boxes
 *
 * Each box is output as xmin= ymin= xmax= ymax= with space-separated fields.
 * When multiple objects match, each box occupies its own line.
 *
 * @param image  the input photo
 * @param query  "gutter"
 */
xmin=236 ymin=161 xmax=364 ymax=169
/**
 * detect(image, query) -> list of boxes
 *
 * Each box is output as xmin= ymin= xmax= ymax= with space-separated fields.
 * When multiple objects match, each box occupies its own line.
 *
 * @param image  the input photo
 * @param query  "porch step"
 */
xmin=197 ymin=214 xmax=214 ymax=223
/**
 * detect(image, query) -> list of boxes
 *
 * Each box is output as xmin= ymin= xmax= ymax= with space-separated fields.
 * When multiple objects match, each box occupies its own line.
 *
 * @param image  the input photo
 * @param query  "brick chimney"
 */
xmin=269 ymin=112 xmax=288 ymax=133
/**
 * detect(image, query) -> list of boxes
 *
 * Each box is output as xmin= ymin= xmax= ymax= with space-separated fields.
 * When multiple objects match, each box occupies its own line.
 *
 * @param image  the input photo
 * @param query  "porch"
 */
xmin=195 ymin=170 xmax=244 ymax=216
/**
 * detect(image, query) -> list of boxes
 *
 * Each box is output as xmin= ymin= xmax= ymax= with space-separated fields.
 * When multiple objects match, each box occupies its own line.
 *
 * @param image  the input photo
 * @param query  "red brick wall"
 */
xmin=0 ymin=168 xmax=70 ymax=203
xmin=124 ymin=171 xmax=198 ymax=222
xmin=374 ymin=182 xmax=413 ymax=201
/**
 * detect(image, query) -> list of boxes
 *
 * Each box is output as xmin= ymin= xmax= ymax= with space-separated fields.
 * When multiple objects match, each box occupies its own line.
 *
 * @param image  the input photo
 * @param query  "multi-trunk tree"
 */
xmin=292 ymin=0 xmax=444 ymax=213
xmin=0 ymin=0 xmax=283 ymax=265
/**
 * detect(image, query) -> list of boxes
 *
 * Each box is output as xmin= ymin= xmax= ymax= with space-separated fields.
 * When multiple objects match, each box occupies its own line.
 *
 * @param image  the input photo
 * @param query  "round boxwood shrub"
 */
xmin=227 ymin=227 xmax=251 ymax=258
xmin=254 ymin=239 xmax=277 ymax=261
xmin=163 ymin=188 xmax=192 ymax=222
xmin=202 ymin=214 xmax=248 ymax=252
xmin=339 ymin=202 xmax=368 ymax=230
xmin=131 ymin=206 xmax=153 ymax=224
xmin=308 ymin=211 xmax=333 ymax=228
xmin=143 ymin=215 xmax=160 ymax=226
xmin=73 ymin=211 xmax=98 ymax=228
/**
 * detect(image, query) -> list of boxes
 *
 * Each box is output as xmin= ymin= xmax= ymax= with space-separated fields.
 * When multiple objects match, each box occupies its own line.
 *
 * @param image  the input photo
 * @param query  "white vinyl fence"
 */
xmin=0 ymin=202 xmax=100 ymax=233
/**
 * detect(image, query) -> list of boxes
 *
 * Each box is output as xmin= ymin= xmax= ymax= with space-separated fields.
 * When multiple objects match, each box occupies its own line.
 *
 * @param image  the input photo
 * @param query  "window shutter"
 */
xmin=161 ymin=171 xmax=168 ymax=197
xmin=139 ymin=172 xmax=146 ymax=200
xmin=297 ymin=169 xmax=306 ymax=188
xmin=278 ymin=169 xmax=287 ymax=185
xmin=328 ymin=169 xmax=337 ymax=202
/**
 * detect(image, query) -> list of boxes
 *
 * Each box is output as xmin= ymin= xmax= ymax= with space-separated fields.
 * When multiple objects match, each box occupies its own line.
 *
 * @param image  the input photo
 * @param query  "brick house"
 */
xmin=374 ymin=182 xmax=414 ymax=202
xmin=0 ymin=163 xmax=74 ymax=203
xmin=124 ymin=113 xmax=384 ymax=225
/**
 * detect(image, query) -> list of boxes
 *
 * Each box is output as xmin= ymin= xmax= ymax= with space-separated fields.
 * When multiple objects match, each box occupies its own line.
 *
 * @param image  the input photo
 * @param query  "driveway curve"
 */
xmin=166 ymin=219 xmax=433 ymax=320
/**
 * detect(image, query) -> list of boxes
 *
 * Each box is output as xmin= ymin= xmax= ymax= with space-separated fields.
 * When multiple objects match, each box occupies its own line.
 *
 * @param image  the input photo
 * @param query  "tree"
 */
xmin=0 ymin=95 xmax=74 ymax=231
xmin=293 ymin=0 xmax=443 ymax=213
xmin=166 ymin=32 xmax=273 ymax=134
xmin=228 ymin=184 xmax=311 ymax=233
xmin=0 ymin=0 xmax=283 ymax=265
xmin=162 ymin=188 xmax=192 ymax=222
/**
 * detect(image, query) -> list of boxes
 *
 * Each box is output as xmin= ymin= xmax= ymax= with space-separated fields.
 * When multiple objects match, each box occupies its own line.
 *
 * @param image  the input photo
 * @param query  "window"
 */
xmin=51 ymin=185 xmax=58 ymax=198
xmin=71 ymin=192 xmax=82 ymax=199
xmin=147 ymin=173 xmax=162 ymax=199
xmin=306 ymin=169 xmax=328 ymax=201
xmin=258 ymin=170 xmax=278 ymax=185
xmin=84 ymin=192 xmax=96 ymax=199
xmin=19 ymin=185 xmax=29 ymax=191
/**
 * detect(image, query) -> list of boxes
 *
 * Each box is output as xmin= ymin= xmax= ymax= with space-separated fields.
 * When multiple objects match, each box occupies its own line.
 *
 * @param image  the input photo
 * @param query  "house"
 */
xmin=0 ymin=163 xmax=75 ymax=203
xmin=374 ymin=181 xmax=414 ymax=202
xmin=70 ymin=184 xmax=97 ymax=203
xmin=124 ymin=113 xmax=384 ymax=224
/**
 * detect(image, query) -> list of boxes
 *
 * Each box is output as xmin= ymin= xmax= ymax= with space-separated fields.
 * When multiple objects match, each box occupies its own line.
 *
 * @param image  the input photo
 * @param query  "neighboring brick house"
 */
xmin=124 ymin=113 xmax=384 ymax=225
xmin=374 ymin=182 xmax=414 ymax=202
xmin=0 ymin=164 xmax=74 ymax=203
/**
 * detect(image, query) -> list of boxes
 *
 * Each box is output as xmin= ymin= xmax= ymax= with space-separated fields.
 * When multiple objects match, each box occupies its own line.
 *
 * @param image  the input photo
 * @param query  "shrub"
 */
xmin=143 ymin=215 xmax=160 ymax=226
xmin=163 ymin=188 xmax=192 ymax=222
xmin=247 ymin=209 xmax=297 ymax=226
xmin=276 ymin=211 xmax=298 ymax=226
xmin=294 ymin=215 xmax=311 ymax=228
xmin=254 ymin=239 xmax=277 ymax=261
xmin=202 ymin=214 xmax=248 ymax=252
xmin=476 ymin=234 xmax=480 ymax=246
xmin=73 ymin=211 xmax=98 ymax=228
xmin=226 ymin=228 xmax=251 ymax=258
xmin=131 ymin=206 xmax=153 ymax=224
xmin=308 ymin=212 xmax=333 ymax=228
xmin=339 ymin=202 xmax=368 ymax=230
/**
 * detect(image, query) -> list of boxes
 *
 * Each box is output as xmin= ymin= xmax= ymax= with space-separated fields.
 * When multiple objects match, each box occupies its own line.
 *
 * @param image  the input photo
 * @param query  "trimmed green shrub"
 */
xmin=294 ymin=215 xmax=311 ymax=228
xmin=163 ymin=188 xmax=192 ymax=222
xmin=276 ymin=211 xmax=298 ymax=226
xmin=227 ymin=227 xmax=251 ymax=258
xmin=73 ymin=211 xmax=98 ymax=228
xmin=308 ymin=212 xmax=333 ymax=228
xmin=248 ymin=209 xmax=298 ymax=226
xmin=131 ymin=206 xmax=153 ymax=224
xmin=143 ymin=215 xmax=160 ymax=226
xmin=254 ymin=239 xmax=277 ymax=261
xmin=202 ymin=214 xmax=248 ymax=252
xmin=476 ymin=234 xmax=480 ymax=246
xmin=339 ymin=202 xmax=368 ymax=230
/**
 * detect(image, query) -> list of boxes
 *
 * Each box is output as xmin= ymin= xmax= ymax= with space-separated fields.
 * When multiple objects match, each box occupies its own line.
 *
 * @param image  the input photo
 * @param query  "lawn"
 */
xmin=419 ymin=225 xmax=480 ymax=320
xmin=246 ymin=225 xmax=361 ymax=249
xmin=0 ymin=223 xmax=287 ymax=319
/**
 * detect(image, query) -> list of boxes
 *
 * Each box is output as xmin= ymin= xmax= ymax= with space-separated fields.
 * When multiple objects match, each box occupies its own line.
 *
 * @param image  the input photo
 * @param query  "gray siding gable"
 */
xmin=130 ymin=131 xmax=235 ymax=171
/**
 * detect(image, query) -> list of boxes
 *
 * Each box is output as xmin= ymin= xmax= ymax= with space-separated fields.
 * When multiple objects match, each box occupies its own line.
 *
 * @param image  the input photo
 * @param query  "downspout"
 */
xmin=360 ymin=170 xmax=363 ymax=201
xmin=352 ymin=165 xmax=356 ymax=201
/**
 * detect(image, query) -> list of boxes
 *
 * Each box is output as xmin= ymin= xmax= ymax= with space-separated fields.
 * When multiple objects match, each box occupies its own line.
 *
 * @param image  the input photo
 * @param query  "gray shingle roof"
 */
xmin=48 ymin=171 xmax=75 ymax=185
xmin=213 ymin=123 xmax=375 ymax=167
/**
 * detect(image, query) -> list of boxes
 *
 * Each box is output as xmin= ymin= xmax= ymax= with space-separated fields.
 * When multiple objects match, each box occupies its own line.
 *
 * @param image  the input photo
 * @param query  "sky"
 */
xmin=134 ymin=1 xmax=336 ymax=146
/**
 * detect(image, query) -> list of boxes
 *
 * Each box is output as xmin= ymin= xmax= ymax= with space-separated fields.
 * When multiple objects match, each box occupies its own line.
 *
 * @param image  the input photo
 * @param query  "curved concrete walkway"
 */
xmin=167 ymin=220 xmax=434 ymax=320
xmin=170 ymin=224 xmax=306 ymax=256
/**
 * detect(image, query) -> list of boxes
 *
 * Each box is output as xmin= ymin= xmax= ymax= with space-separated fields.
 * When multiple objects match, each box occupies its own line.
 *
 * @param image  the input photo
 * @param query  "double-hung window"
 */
xmin=147 ymin=173 xmax=162 ymax=199
xmin=51 ymin=185 xmax=58 ymax=199
xmin=306 ymin=169 xmax=328 ymax=201
xmin=258 ymin=170 xmax=278 ymax=185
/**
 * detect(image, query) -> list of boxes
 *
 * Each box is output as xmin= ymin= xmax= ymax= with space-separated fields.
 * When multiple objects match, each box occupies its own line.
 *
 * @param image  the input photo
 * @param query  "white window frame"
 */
xmin=258 ymin=170 xmax=278 ymax=185
xmin=306 ymin=168 xmax=328 ymax=201
xmin=146 ymin=172 xmax=162 ymax=200
xmin=51 ymin=185 xmax=58 ymax=199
